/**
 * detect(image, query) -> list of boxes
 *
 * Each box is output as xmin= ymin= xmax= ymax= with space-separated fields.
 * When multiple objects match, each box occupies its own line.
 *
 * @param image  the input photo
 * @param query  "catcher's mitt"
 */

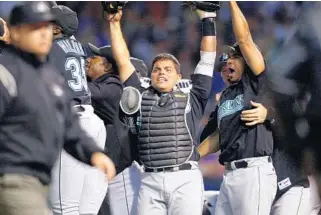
xmin=101 ymin=1 xmax=128 ymax=14
xmin=182 ymin=1 xmax=220 ymax=12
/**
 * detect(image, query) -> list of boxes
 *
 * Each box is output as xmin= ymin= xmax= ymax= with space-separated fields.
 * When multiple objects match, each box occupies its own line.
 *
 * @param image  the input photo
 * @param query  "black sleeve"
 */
xmin=0 ymin=82 xmax=10 ymax=119
xmin=243 ymin=68 xmax=267 ymax=96
xmin=88 ymin=80 xmax=123 ymax=122
xmin=189 ymin=74 xmax=213 ymax=120
xmin=200 ymin=107 xmax=218 ymax=143
xmin=123 ymin=72 xmax=141 ymax=89
xmin=88 ymin=80 xmax=122 ymax=101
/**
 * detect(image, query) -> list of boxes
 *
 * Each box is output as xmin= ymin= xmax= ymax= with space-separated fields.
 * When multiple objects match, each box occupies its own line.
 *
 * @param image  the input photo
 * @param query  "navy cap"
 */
xmin=88 ymin=43 xmax=115 ymax=65
xmin=51 ymin=5 xmax=78 ymax=37
xmin=9 ymin=2 xmax=55 ymax=27
xmin=88 ymin=43 xmax=148 ymax=77
xmin=215 ymin=53 xmax=228 ymax=72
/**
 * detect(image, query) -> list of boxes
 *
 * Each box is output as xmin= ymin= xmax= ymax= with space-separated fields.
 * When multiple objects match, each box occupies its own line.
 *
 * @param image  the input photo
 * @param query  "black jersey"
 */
xmin=49 ymin=37 xmax=91 ymax=105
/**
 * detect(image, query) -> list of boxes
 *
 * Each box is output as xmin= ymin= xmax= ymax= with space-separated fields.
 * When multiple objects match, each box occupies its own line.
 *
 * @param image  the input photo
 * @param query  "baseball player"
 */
xmin=199 ymin=53 xmax=313 ymax=215
xmin=86 ymin=44 xmax=146 ymax=215
xmin=48 ymin=5 xmax=108 ymax=215
xmin=0 ymin=2 xmax=115 ymax=215
xmin=104 ymin=2 xmax=219 ymax=214
xmin=267 ymin=1 xmax=321 ymax=201
xmin=238 ymin=88 xmax=311 ymax=215
xmin=199 ymin=1 xmax=276 ymax=215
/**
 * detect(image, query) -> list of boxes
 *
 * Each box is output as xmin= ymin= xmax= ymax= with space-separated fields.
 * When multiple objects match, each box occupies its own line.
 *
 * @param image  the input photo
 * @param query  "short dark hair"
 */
xmin=151 ymin=53 xmax=180 ymax=74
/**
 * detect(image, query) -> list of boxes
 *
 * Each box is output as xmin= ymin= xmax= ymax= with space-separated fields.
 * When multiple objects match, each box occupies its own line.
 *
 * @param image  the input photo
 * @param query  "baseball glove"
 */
xmin=182 ymin=1 xmax=220 ymax=12
xmin=101 ymin=1 xmax=128 ymax=14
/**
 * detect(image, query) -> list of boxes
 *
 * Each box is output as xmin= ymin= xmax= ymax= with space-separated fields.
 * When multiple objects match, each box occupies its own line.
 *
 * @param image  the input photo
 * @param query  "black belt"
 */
xmin=73 ymin=106 xmax=85 ymax=113
xmin=225 ymin=156 xmax=272 ymax=171
xmin=144 ymin=163 xmax=192 ymax=173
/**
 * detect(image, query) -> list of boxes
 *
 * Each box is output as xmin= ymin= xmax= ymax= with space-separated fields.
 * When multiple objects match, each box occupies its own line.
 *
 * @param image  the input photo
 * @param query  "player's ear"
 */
xmin=52 ymin=24 xmax=62 ymax=35
xmin=177 ymin=73 xmax=182 ymax=81
xmin=9 ymin=27 xmax=19 ymax=42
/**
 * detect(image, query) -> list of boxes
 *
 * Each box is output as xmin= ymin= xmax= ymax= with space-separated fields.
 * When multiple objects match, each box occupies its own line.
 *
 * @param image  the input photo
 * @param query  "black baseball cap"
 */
xmin=51 ymin=5 xmax=78 ymax=37
xmin=223 ymin=42 xmax=243 ymax=58
xmin=88 ymin=43 xmax=149 ymax=77
xmin=9 ymin=2 xmax=55 ymax=27
xmin=215 ymin=53 xmax=228 ymax=72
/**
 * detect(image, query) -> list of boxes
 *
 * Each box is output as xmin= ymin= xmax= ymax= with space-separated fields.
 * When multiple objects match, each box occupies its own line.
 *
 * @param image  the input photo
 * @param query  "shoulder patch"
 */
xmin=140 ymin=77 xmax=151 ymax=89
xmin=0 ymin=64 xmax=17 ymax=97
xmin=177 ymin=79 xmax=192 ymax=94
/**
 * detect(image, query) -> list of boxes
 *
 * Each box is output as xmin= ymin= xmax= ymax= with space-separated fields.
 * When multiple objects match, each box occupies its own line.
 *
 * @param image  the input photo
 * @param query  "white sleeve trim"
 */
xmin=0 ymin=64 xmax=17 ymax=97
xmin=194 ymin=51 xmax=216 ymax=77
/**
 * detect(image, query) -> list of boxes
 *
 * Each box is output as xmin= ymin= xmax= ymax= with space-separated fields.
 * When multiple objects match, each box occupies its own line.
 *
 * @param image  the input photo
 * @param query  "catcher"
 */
xmin=102 ymin=1 xmax=219 ymax=215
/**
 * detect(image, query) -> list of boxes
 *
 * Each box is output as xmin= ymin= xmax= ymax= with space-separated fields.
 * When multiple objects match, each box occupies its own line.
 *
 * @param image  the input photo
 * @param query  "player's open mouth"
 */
xmin=157 ymin=77 xmax=168 ymax=82
xmin=228 ymin=68 xmax=235 ymax=73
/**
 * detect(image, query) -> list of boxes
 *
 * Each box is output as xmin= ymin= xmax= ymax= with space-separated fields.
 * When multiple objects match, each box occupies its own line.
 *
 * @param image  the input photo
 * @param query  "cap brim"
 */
xmin=222 ymin=45 xmax=238 ymax=56
xmin=214 ymin=61 xmax=227 ymax=72
xmin=99 ymin=46 xmax=113 ymax=60
xmin=88 ymin=43 xmax=101 ymax=56
xmin=87 ymin=44 xmax=116 ymax=63
xmin=11 ymin=13 xmax=55 ymax=27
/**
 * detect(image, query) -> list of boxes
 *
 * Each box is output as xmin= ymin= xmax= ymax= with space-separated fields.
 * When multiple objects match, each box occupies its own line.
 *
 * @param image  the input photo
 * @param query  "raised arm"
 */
xmin=193 ymin=10 xmax=217 ymax=77
xmin=105 ymin=11 xmax=135 ymax=83
xmin=229 ymin=1 xmax=265 ymax=75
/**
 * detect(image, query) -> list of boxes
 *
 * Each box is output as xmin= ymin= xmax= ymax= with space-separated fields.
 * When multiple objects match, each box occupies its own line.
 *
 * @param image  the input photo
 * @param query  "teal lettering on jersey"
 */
xmin=217 ymin=94 xmax=244 ymax=128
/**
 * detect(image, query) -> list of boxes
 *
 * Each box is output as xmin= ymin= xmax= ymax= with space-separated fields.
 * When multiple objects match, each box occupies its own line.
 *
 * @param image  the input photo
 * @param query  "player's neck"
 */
xmin=92 ymin=72 xmax=106 ymax=81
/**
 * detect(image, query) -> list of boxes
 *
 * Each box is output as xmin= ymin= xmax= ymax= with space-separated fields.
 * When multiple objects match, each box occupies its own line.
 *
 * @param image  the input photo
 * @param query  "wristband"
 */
xmin=202 ymin=18 xmax=216 ymax=36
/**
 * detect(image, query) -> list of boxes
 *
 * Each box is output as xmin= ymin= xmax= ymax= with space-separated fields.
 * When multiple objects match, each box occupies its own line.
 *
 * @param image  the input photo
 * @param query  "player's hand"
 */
xmin=0 ymin=18 xmax=10 ymax=44
xmin=240 ymin=101 xmax=267 ymax=126
xmin=105 ymin=10 xmax=123 ymax=23
xmin=91 ymin=152 xmax=116 ymax=181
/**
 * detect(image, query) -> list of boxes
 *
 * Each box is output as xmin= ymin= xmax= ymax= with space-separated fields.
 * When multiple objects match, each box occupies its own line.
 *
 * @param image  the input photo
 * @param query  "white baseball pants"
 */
xmin=309 ymin=176 xmax=321 ymax=215
xmin=49 ymin=105 xmax=108 ymax=215
xmin=215 ymin=156 xmax=277 ymax=215
xmin=270 ymin=186 xmax=310 ymax=215
xmin=107 ymin=162 xmax=142 ymax=215
xmin=137 ymin=161 xmax=204 ymax=215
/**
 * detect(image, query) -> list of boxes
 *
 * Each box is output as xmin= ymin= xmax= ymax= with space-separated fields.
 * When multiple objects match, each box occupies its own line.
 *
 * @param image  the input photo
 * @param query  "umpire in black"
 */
xmin=0 ymin=2 xmax=116 ymax=215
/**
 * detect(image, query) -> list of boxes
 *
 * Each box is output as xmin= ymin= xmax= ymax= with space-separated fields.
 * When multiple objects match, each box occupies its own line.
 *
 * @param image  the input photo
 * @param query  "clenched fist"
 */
xmin=91 ymin=152 xmax=116 ymax=181
xmin=104 ymin=9 xmax=123 ymax=23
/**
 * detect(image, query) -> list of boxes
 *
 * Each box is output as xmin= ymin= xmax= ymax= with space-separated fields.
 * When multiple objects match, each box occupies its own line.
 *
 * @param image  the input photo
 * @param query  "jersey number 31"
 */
xmin=65 ymin=57 xmax=88 ymax=92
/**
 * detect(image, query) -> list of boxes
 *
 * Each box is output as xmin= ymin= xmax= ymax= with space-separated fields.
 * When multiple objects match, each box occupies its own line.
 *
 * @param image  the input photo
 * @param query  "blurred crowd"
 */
xmin=0 ymin=1 xmax=302 ymax=191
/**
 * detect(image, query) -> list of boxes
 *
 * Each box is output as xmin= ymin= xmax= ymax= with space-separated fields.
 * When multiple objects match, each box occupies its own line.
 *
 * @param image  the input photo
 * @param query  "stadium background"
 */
xmin=0 ymin=1 xmax=301 ymax=191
